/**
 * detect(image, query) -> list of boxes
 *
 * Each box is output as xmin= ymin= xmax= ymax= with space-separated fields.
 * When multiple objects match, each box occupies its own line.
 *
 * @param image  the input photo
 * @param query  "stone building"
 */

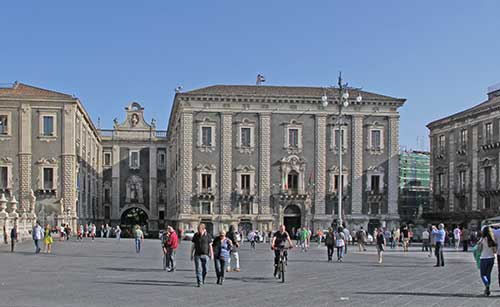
xmin=167 ymin=85 xmax=405 ymax=234
xmin=99 ymin=102 xmax=167 ymax=232
xmin=0 ymin=82 xmax=100 ymax=236
xmin=427 ymin=84 xmax=500 ymax=226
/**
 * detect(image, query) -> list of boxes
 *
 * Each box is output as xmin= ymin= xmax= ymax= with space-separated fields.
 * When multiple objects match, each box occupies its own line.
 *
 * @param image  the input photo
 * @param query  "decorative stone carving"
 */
xmin=126 ymin=175 xmax=144 ymax=203
xmin=0 ymin=193 xmax=7 ymax=217
xmin=9 ymin=195 xmax=18 ymax=219
xmin=221 ymin=113 xmax=233 ymax=214
xmin=315 ymin=115 xmax=327 ymax=215
xmin=259 ymin=114 xmax=271 ymax=214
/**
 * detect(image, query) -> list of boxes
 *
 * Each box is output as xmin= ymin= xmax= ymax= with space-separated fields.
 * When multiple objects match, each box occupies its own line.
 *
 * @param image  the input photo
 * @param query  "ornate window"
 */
xmin=235 ymin=165 xmax=256 ymax=195
xmin=126 ymin=175 xmax=144 ymax=203
xmin=103 ymin=181 xmax=111 ymax=204
xmin=330 ymin=125 xmax=348 ymax=153
xmin=236 ymin=118 xmax=255 ymax=154
xmin=279 ymin=155 xmax=306 ymax=194
xmin=283 ymin=120 xmax=303 ymax=153
xmin=158 ymin=182 xmax=166 ymax=203
xmin=460 ymin=129 xmax=468 ymax=150
xmin=366 ymin=122 xmax=384 ymax=154
xmin=438 ymin=135 xmax=446 ymax=154
xmin=158 ymin=151 xmax=166 ymax=170
xmin=485 ymin=122 xmax=493 ymax=144
xmin=328 ymin=165 xmax=348 ymax=193
xmin=36 ymin=157 xmax=58 ymax=191
xmin=480 ymin=157 xmax=497 ymax=190
xmin=195 ymin=164 xmax=217 ymax=194
xmin=196 ymin=118 xmax=216 ymax=152
xmin=0 ymin=157 xmax=13 ymax=191
xmin=129 ymin=149 xmax=140 ymax=169
xmin=365 ymin=166 xmax=385 ymax=193
xmin=103 ymin=152 xmax=112 ymax=167
xmin=458 ymin=170 xmax=466 ymax=192
xmin=0 ymin=111 xmax=11 ymax=137
xmin=437 ymin=173 xmax=445 ymax=193
xmin=39 ymin=111 xmax=57 ymax=140
xmin=191 ymin=201 xmax=213 ymax=215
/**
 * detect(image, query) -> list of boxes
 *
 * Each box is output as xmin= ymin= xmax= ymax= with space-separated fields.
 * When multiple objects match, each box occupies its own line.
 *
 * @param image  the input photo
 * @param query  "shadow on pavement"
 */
xmin=356 ymin=291 xmax=495 ymax=299
xmin=96 ymin=280 xmax=193 ymax=287
xmin=99 ymin=267 xmax=165 ymax=272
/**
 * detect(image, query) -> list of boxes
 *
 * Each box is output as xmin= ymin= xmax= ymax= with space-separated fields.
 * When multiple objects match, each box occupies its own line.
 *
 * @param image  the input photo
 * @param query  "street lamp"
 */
xmin=321 ymin=72 xmax=362 ymax=228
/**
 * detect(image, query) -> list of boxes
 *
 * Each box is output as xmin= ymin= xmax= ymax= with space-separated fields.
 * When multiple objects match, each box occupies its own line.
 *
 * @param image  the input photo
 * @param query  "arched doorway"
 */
xmin=284 ymin=205 xmax=301 ymax=233
xmin=121 ymin=207 xmax=149 ymax=238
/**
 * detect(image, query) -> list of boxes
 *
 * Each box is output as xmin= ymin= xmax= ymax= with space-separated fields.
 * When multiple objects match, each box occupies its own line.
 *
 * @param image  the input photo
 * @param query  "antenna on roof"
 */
xmin=175 ymin=86 xmax=183 ymax=93
xmin=256 ymin=74 xmax=266 ymax=85
xmin=97 ymin=117 xmax=101 ymax=130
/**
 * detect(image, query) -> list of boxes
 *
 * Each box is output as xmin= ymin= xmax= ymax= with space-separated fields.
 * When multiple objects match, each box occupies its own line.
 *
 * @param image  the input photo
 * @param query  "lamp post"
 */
xmin=321 ymin=72 xmax=362 ymax=228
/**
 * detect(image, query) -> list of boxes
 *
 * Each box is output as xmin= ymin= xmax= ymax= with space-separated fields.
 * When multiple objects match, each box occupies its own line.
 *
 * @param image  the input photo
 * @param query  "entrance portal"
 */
xmin=284 ymin=205 xmax=301 ymax=233
xmin=121 ymin=207 xmax=149 ymax=237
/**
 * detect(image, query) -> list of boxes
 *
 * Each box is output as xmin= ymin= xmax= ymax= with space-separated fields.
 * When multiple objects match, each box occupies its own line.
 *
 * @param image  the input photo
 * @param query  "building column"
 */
xmin=387 ymin=116 xmax=400 ymax=218
xmin=351 ymin=115 xmax=364 ymax=215
xmin=180 ymin=113 xmax=193 ymax=215
xmin=111 ymin=145 xmax=120 ymax=221
xmin=448 ymin=133 xmax=455 ymax=212
xmin=472 ymin=125 xmax=478 ymax=211
xmin=61 ymin=104 xmax=78 ymax=228
xmin=221 ymin=113 xmax=232 ymax=216
xmin=259 ymin=114 xmax=271 ymax=216
xmin=18 ymin=104 xmax=32 ymax=213
xmin=314 ymin=115 xmax=328 ymax=228
xmin=149 ymin=146 xmax=158 ymax=230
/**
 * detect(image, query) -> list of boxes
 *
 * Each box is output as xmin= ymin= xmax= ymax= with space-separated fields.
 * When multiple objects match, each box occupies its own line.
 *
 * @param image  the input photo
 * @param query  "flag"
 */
xmin=308 ymin=170 xmax=314 ymax=186
xmin=282 ymin=173 xmax=287 ymax=190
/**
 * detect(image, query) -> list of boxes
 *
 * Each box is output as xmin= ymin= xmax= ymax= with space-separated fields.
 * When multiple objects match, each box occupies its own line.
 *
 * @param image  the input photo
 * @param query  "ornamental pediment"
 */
xmin=194 ymin=164 xmax=217 ymax=171
xmin=114 ymin=102 xmax=154 ymax=130
xmin=35 ymin=157 xmax=57 ymax=165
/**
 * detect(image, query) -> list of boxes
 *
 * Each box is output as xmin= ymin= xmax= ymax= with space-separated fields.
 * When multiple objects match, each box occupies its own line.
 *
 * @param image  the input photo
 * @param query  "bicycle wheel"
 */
xmin=280 ymin=262 xmax=285 ymax=283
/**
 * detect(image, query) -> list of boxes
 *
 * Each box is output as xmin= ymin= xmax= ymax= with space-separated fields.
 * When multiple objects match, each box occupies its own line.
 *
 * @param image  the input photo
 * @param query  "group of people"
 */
xmin=31 ymin=222 xmax=54 ymax=254
xmin=77 ymin=223 xmax=122 ymax=240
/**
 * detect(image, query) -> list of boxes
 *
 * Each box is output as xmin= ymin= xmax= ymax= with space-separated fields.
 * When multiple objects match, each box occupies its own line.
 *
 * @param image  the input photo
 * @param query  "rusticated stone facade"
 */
xmin=167 ymin=85 xmax=405 ymax=234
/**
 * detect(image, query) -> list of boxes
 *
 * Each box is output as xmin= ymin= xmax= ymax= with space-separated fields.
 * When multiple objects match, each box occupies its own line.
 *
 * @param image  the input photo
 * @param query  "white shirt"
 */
xmin=422 ymin=230 xmax=430 ymax=240
xmin=33 ymin=225 xmax=43 ymax=240
xmin=480 ymin=238 xmax=496 ymax=259
xmin=453 ymin=228 xmax=461 ymax=240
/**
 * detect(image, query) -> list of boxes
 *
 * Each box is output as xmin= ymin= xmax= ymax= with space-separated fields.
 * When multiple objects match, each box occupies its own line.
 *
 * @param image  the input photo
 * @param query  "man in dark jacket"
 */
xmin=10 ymin=224 xmax=18 ymax=252
xmin=226 ymin=225 xmax=240 ymax=272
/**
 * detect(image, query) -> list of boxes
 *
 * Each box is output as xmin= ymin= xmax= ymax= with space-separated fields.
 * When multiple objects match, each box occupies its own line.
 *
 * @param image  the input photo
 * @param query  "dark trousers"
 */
xmin=11 ymin=239 xmax=15 ymax=252
xmin=194 ymin=255 xmax=209 ymax=284
xmin=214 ymin=258 xmax=227 ymax=279
xmin=327 ymin=244 xmax=334 ymax=261
xmin=274 ymin=249 xmax=288 ymax=265
xmin=34 ymin=239 xmax=41 ymax=253
xmin=435 ymin=242 xmax=444 ymax=266
xmin=462 ymin=240 xmax=469 ymax=252
xmin=480 ymin=258 xmax=495 ymax=287
xmin=422 ymin=239 xmax=430 ymax=251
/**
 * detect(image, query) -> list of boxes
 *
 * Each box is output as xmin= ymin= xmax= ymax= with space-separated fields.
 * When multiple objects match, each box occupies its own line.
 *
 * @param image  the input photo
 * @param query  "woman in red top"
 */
xmin=163 ymin=226 xmax=179 ymax=272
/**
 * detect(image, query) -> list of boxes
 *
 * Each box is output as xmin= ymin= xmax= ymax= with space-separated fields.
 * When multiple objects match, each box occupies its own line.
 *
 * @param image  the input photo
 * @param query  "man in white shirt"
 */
xmin=422 ymin=229 xmax=430 ymax=253
xmin=343 ymin=227 xmax=350 ymax=254
xmin=32 ymin=222 xmax=43 ymax=254
xmin=453 ymin=226 xmax=461 ymax=250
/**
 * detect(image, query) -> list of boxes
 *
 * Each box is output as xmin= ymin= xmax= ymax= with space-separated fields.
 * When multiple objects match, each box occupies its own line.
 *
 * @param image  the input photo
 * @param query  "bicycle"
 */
xmin=275 ymin=247 xmax=288 ymax=283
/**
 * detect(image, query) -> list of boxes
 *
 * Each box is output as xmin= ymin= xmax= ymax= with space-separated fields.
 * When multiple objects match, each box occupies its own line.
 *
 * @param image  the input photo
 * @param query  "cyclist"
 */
xmin=271 ymin=224 xmax=294 ymax=278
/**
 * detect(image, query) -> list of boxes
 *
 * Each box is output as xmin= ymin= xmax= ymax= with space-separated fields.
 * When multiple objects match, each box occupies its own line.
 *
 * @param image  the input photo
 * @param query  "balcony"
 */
xmin=276 ymin=189 xmax=309 ymax=200
xmin=366 ymin=188 xmax=386 ymax=201
xmin=481 ymin=141 xmax=500 ymax=151
xmin=236 ymin=189 xmax=255 ymax=201
xmin=198 ymin=188 xmax=215 ymax=200
xmin=327 ymin=186 xmax=350 ymax=200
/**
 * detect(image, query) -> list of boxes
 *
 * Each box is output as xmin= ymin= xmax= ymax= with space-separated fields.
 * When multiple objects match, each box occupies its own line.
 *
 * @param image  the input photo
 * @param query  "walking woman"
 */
xmin=477 ymin=226 xmax=497 ymax=296
xmin=212 ymin=230 xmax=233 ymax=285
xmin=335 ymin=227 xmax=346 ymax=262
xmin=376 ymin=228 xmax=386 ymax=264
xmin=325 ymin=227 xmax=335 ymax=262
xmin=44 ymin=224 xmax=53 ymax=253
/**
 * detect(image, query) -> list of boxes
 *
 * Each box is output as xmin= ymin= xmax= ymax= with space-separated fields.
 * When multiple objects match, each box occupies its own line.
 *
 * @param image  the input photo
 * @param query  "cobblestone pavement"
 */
xmin=0 ymin=238 xmax=499 ymax=307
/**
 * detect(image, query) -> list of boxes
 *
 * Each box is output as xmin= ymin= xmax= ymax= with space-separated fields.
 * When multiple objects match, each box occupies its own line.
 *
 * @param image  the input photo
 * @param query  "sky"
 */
xmin=1 ymin=0 xmax=499 ymax=150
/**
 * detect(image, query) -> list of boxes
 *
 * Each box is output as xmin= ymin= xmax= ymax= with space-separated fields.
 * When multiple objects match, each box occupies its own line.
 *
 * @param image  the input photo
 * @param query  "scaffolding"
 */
xmin=399 ymin=150 xmax=430 ymax=222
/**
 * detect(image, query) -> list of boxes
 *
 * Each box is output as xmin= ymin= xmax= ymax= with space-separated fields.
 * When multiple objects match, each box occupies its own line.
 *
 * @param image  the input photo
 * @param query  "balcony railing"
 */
xmin=99 ymin=129 xmax=167 ymax=140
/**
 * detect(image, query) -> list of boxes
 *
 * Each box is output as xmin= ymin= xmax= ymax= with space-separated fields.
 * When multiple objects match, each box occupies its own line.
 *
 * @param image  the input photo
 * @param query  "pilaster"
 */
xmin=259 ymin=114 xmax=271 ymax=215
xmin=111 ymin=145 xmax=120 ymax=220
xmin=387 ymin=116 xmax=399 ymax=216
xmin=351 ymin=115 xmax=363 ymax=214
xmin=62 ymin=104 xmax=77 ymax=218
xmin=149 ymin=146 xmax=158 ymax=219
xmin=448 ymin=133 xmax=455 ymax=211
xmin=472 ymin=125 xmax=478 ymax=211
xmin=221 ymin=113 xmax=232 ymax=215
xmin=314 ymin=114 xmax=326 ymax=216
xmin=181 ymin=113 xmax=193 ymax=215
xmin=18 ymin=104 xmax=32 ymax=210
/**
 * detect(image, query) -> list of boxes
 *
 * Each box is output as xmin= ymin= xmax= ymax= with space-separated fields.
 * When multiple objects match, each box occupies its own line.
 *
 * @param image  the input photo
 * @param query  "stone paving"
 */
xmin=0 ymin=237 xmax=499 ymax=307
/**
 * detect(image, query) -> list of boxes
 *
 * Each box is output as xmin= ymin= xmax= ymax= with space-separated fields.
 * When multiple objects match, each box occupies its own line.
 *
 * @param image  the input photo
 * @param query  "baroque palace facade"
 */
xmin=0 ymin=81 xmax=405 ymax=239
xmin=427 ymin=85 xmax=500 ymax=226
xmin=167 ymin=85 xmax=405 ymax=234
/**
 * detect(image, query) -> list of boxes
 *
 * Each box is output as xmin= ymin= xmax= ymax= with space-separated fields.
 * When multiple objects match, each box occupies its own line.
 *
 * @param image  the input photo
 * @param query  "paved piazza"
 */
xmin=0 ymin=238 xmax=498 ymax=307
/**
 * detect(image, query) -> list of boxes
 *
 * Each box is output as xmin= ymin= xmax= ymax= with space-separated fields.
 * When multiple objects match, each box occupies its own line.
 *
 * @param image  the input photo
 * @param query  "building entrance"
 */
xmin=284 ymin=204 xmax=301 ymax=233
xmin=121 ymin=207 xmax=149 ymax=237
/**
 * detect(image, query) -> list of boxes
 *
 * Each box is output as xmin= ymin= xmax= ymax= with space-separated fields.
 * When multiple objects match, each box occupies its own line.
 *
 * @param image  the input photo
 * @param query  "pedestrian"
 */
xmin=491 ymin=226 xmax=500 ymax=288
xmin=77 ymin=224 xmax=83 ymax=240
xmin=422 ymin=228 xmax=430 ymax=253
xmin=343 ymin=227 xmax=350 ymax=254
xmin=300 ymin=227 xmax=309 ymax=252
xmin=100 ymin=224 xmax=105 ymax=238
xmin=461 ymin=226 xmax=469 ymax=252
xmin=453 ymin=226 xmax=461 ymax=251
xmin=105 ymin=224 xmax=111 ymax=238
xmin=59 ymin=224 xmax=65 ymax=241
xmin=357 ymin=227 xmax=367 ymax=252
xmin=401 ymin=225 xmax=409 ymax=253
xmin=91 ymin=224 xmax=96 ymax=240
xmin=32 ymin=222 xmax=43 ymax=253
xmin=477 ymin=226 xmax=497 ymax=296
xmin=325 ymin=227 xmax=335 ymax=262
xmin=43 ymin=224 xmax=53 ymax=253
xmin=248 ymin=230 xmax=256 ymax=249
xmin=376 ymin=228 xmax=386 ymax=264
xmin=212 ymin=230 xmax=233 ymax=285
xmin=335 ymin=226 xmax=346 ymax=262
xmin=191 ymin=223 xmax=214 ymax=287
xmin=164 ymin=226 xmax=179 ymax=272
xmin=393 ymin=228 xmax=400 ymax=248
xmin=316 ymin=228 xmax=324 ymax=248
xmin=115 ymin=225 xmax=121 ymax=240
xmin=134 ymin=225 xmax=144 ymax=253
xmin=431 ymin=223 xmax=446 ymax=267
xmin=64 ymin=224 xmax=71 ymax=240
xmin=10 ymin=223 xmax=18 ymax=252
xmin=226 ymin=225 xmax=241 ymax=272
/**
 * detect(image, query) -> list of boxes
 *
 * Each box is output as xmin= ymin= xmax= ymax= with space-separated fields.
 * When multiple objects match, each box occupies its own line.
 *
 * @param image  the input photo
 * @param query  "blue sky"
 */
xmin=1 ymin=0 xmax=499 ymax=150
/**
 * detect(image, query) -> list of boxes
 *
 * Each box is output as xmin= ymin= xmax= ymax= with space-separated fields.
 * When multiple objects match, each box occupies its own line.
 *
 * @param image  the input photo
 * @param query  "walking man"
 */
xmin=191 ymin=223 xmax=213 ymax=287
xmin=134 ymin=225 xmax=144 ymax=253
xmin=226 ymin=225 xmax=241 ymax=272
xmin=357 ymin=227 xmax=367 ymax=252
xmin=376 ymin=227 xmax=386 ymax=264
xmin=32 ymin=222 xmax=43 ymax=254
xmin=164 ymin=226 xmax=179 ymax=272
xmin=422 ymin=228 xmax=430 ymax=252
xmin=453 ymin=226 xmax=461 ymax=251
xmin=10 ymin=223 xmax=18 ymax=252
xmin=461 ymin=227 xmax=469 ymax=252
xmin=325 ymin=227 xmax=335 ymax=262
xmin=432 ymin=223 xmax=446 ymax=267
